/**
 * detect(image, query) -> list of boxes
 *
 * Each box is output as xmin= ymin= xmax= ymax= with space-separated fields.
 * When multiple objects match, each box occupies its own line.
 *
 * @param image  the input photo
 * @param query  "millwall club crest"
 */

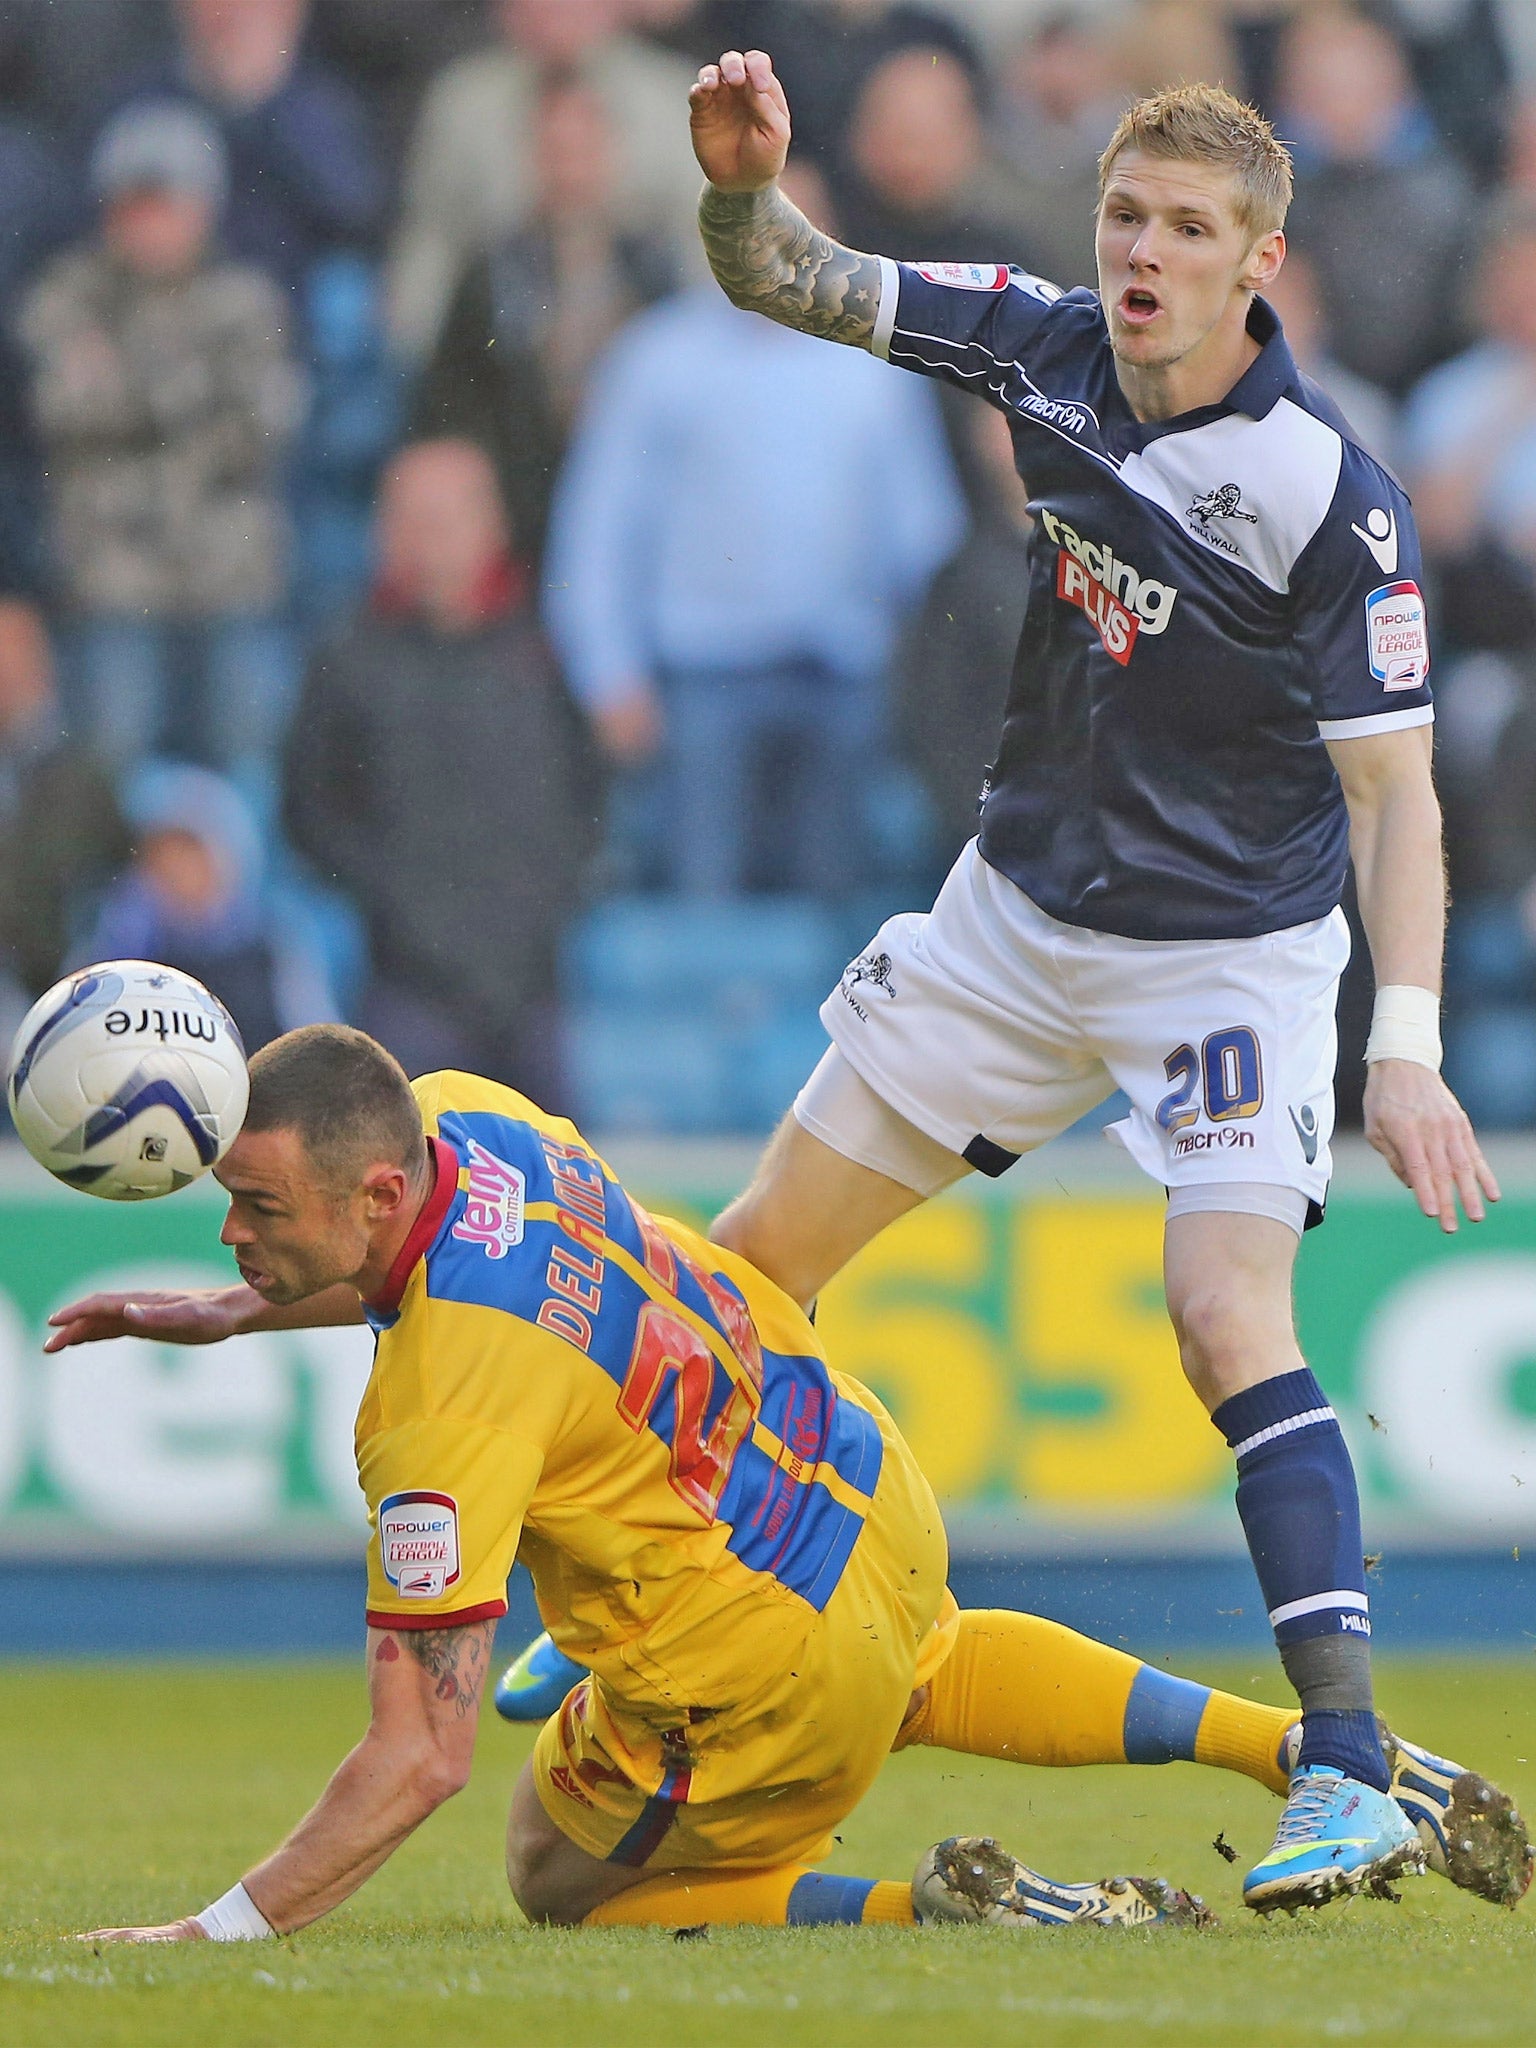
xmin=838 ymin=949 xmax=897 ymax=1023
xmin=842 ymin=951 xmax=897 ymax=1000
xmin=1187 ymin=483 xmax=1257 ymax=555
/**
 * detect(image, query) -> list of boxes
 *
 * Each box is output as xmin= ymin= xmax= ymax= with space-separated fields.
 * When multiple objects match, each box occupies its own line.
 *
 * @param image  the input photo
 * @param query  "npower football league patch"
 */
xmin=379 ymin=1490 xmax=461 ymax=1599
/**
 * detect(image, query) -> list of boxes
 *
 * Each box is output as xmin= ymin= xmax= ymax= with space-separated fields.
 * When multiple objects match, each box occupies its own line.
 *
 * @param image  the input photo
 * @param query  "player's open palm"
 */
xmin=43 ymin=1286 xmax=257 ymax=1352
xmin=689 ymin=49 xmax=791 ymax=192
xmin=1364 ymin=1059 xmax=1500 ymax=1233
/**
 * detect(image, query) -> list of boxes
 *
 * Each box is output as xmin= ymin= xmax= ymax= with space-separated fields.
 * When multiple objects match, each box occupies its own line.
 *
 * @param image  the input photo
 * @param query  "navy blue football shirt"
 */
xmin=873 ymin=260 xmax=1433 ymax=940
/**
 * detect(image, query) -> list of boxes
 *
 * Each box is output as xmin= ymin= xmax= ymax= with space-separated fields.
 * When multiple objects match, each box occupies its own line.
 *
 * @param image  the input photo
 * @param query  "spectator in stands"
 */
xmin=413 ymin=73 xmax=680 ymax=564
xmin=0 ymin=1 xmax=172 ymax=136
xmin=0 ymin=325 xmax=49 ymax=606
xmin=992 ymin=9 xmax=1125 ymax=290
xmin=96 ymin=0 xmax=386 ymax=305
xmin=307 ymin=0 xmax=489 ymax=160
xmin=1437 ymin=651 xmax=1536 ymax=1131
xmin=1117 ymin=0 xmax=1237 ymax=99
xmin=1387 ymin=0 xmax=1514 ymax=188
xmin=544 ymin=167 xmax=964 ymax=900
xmin=1397 ymin=190 xmax=1536 ymax=1124
xmin=20 ymin=101 xmax=305 ymax=798
xmin=1278 ymin=4 xmax=1476 ymax=395
xmin=1509 ymin=95 xmax=1536 ymax=192
xmin=0 ymin=104 xmax=85 ymax=599
xmin=836 ymin=42 xmax=1036 ymax=264
xmin=387 ymin=0 xmax=701 ymax=362
xmin=0 ymin=600 xmax=128 ymax=1051
xmin=633 ymin=0 xmax=821 ymax=76
xmin=284 ymin=439 xmax=596 ymax=1100
xmin=1263 ymin=247 xmax=1398 ymax=466
xmin=1402 ymin=193 xmax=1536 ymax=658
xmin=635 ymin=0 xmax=979 ymax=169
xmin=290 ymin=251 xmax=406 ymax=632
xmin=895 ymin=403 xmax=1026 ymax=876
xmin=0 ymin=108 xmax=80 ymax=315
xmin=77 ymin=759 xmax=340 ymax=1054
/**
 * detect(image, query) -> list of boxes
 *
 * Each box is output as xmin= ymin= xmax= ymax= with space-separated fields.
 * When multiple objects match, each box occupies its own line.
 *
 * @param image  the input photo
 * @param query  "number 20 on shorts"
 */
xmin=1155 ymin=1026 xmax=1264 ymax=1133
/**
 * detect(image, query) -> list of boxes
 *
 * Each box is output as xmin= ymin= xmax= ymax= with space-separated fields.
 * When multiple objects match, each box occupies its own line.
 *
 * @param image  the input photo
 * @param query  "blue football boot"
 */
xmin=492 ymin=1630 xmax=585 ymax=1722
xmin=1243 ymin=1764 xmax=1426 ymax=1913
xmin=1276 ymin=1719 xmax=1534 ymax=1908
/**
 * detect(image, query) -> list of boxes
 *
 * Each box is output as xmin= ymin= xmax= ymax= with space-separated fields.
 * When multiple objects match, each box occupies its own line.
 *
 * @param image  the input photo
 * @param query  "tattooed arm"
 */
xmin=699 ymin=185 xmax=884 ymax=347
xmin=82 ymin=1622 xmax=495 ymax=1942
xmin=690 ymin=48 xmax=884 ymax=349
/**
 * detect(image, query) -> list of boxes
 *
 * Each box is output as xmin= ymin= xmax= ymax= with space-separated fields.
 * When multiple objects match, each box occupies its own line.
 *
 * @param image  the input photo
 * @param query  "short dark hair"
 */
xmin=244 ymin=1025 xmax=425 ymax=1188
xmin=1099 ymin=82 xmax=1293 ymax=239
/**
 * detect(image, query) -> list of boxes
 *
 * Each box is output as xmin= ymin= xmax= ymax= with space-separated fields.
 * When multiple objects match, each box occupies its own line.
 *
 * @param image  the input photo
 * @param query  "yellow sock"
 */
xmin=860 ymin=1880 xmax=917 ymax=1926
xmin=583 ymin=1867 xmax=914 ymax=1928
xmin=1194 ymin=1686 xmax=1297 ymax=1795
xmin=898 ymin=1607 xmax=1296 ymax=1793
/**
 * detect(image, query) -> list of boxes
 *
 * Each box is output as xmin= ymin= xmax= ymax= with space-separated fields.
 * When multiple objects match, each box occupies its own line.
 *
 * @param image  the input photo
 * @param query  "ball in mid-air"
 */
xmin=7 ymin=960 xmax=249 ymax=1199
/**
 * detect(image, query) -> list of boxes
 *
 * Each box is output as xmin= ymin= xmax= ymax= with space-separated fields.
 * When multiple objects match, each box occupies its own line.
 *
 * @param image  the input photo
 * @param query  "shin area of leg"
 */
xmin=896 ymin=1607 xmax=1293 ymax=1793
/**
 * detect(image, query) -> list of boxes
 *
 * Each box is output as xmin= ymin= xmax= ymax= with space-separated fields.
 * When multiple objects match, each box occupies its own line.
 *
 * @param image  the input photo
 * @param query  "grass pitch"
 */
xmin=3 ymin=1658 xmax=1536 ymax=2048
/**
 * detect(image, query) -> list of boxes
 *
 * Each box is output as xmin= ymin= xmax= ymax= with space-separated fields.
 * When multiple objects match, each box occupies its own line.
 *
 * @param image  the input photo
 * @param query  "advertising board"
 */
xmin=2 ymin=1142 xmax=1534 ymax=1556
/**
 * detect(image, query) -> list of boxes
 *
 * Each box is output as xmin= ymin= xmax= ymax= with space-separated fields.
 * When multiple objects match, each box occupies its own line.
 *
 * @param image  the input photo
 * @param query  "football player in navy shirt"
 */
xmin=672 ymin=53 xmax=1504 ymax=1912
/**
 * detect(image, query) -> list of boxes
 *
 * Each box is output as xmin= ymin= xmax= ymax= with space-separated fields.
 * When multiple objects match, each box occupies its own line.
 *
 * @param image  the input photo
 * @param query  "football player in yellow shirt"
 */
xmin=47 ymin=1027 xmax=1528 ymax=1942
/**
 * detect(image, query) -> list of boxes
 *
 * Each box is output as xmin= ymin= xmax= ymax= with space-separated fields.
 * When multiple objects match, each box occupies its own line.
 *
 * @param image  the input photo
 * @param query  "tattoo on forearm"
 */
xmin=397 ymin=1623 xmax=495 ymax=1719
xmin=698 ymin=184 xmax=883 ymax=347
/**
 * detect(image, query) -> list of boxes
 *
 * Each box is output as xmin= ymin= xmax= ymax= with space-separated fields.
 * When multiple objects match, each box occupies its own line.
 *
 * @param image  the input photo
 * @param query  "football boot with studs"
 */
xmin=914 ymin=1835 xmax=1213 ymax=1931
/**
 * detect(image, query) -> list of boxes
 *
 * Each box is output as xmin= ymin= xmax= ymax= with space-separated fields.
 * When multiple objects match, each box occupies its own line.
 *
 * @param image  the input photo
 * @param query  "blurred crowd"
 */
xmin=1 ymin=0 xmax=1534 ymax=1134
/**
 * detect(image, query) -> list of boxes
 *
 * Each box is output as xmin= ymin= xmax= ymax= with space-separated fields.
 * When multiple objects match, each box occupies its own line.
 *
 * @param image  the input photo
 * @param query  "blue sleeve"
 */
xmin=1290 ymin=442 xmax=1434 ymax=739
xmin=872 ymin=257 xmax=1067 ymax=407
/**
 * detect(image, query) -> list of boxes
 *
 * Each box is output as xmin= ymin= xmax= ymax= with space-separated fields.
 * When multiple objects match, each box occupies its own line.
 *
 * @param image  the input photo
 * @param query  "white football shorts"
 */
xmin=797 ymin=840 xmax=1350 ymax=1230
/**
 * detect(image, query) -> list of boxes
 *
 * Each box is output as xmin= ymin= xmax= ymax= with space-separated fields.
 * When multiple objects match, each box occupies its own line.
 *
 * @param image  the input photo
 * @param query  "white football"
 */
xmin=7 ymin=960 xmax=249 ymax=1199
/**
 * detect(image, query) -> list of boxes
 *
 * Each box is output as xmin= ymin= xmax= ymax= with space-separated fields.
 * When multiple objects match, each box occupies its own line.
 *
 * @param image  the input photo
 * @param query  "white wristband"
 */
xmin=193 ymin=1881 xmax=274 ymax=1942
xmin=1364 ymin=984 xmax=1442 ymax=1071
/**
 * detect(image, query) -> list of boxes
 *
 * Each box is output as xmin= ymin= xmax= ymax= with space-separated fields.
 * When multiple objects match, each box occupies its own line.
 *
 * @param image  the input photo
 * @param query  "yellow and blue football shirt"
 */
xmin=357 ymin=1071 xmax=894 ymax=1717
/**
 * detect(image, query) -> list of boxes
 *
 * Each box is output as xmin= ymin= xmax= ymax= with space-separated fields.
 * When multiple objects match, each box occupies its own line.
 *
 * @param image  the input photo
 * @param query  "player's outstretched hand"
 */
xmin=78 ymin=1919 xmax=207 ymax=1944
xmin=689 ymin=49 xmax=791 ymax=191
xmin=1364 ymin=1059 xmax=1500 ymax=1233
xmin=43 ymin=1285 xmax=260 ymax=1352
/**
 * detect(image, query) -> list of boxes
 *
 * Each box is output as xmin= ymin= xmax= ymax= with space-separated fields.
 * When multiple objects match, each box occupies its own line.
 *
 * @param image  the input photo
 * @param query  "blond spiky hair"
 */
xmin=1098 ymin=82 xmax=1293 ymax=239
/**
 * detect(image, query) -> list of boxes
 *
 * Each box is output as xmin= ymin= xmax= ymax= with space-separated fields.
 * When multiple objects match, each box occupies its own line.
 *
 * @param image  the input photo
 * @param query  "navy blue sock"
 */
xmin=1213 ymin=1368 xmax=1388 ymax=1793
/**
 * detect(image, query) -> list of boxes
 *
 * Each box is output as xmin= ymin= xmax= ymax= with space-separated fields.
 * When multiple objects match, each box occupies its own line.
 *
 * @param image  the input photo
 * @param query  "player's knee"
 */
xmin=507 ymin=1868 xmax=578 ymax=1927
xmin=506 ymin=1771 xmax=609 ymax=1927
xmin=505 ymin=1827 xmax=581 ymax=1926
xmin=1168 ymin=1281 xmax=1261 ymax=1398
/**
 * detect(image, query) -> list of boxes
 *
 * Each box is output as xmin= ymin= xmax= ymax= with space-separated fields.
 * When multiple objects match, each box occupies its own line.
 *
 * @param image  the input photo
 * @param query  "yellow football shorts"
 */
xmin=532 ymin=1385 xmax=956 ymax=1870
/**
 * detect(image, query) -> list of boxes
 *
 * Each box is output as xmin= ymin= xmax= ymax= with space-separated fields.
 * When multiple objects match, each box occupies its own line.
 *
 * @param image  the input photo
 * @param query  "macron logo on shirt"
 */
xmin=1351 ymin=507 xmax=1399 ymax=574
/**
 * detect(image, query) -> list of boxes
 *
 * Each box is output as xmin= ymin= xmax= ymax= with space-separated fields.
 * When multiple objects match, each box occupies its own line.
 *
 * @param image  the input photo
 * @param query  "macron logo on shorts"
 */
xmin=379 ymin=1490 xmax=461 ymax=1599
